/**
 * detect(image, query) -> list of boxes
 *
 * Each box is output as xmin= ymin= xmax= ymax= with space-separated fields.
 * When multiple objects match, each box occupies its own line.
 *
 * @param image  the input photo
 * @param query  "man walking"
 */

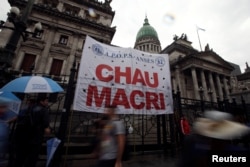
xmin=13 ymin=95 xmax=51 ymax=167
xmin=96 ymin=105 xmax=125 ymax=167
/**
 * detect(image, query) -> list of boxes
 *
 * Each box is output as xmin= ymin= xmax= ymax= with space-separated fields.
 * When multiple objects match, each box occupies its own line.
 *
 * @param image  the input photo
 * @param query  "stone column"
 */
xmin=216 ymin=74 xmax=223 ymax=100
xmin=37 ymin=27 xmax=56 ymax=73
xmin=200 ymin=70 xmax=209 ymax=101
xmin=191 ymin=67 xmax=200 ymax=100
xmin=208 ymin=72 xmax=216 ymax=102
xmin=180 ymin=73 xmax=187 ymax=97
xmin=44 ymin=57 xmax=53 ymax=74
xmin=223 ymin=76 xmax=230 ymax=100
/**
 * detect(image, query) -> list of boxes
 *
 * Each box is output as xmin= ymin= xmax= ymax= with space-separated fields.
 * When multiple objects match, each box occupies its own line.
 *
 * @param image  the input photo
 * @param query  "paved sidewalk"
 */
xmin=123 ymin=153 xmax=178 ymax=167
xmin=69 ymin=152 xmax=179 ymax=167
xmin=37 ymin=152 xmax=178 ymax=167
xmin=36 ymin=152 xmax=179 ymax=167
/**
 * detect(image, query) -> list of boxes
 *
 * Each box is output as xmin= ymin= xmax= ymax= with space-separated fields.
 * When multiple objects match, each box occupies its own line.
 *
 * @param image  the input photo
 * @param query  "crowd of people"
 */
xmin=1 ymin=94 xmax=250 ymax=167
xmin=0 ymin=97 xmax=126 ymax=167
xmin=0 ymin=95 xmax=51 ymax=167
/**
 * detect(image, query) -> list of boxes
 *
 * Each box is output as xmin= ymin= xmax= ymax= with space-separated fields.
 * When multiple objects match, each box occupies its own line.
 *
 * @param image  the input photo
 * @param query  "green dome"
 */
xmin=136 ymin=17 xmax=159 ymax=41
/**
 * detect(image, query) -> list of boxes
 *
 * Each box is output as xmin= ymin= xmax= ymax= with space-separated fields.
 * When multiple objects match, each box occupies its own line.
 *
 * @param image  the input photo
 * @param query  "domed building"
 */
xmin=134 ymin=16 xmax=161 ymax=53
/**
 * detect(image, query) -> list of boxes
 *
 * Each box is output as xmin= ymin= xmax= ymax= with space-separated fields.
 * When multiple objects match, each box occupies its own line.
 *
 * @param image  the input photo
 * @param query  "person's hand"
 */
xmin=90 ymin=152 xmax=98 ymax=159
xmin=115 ymin=161 xmax=122 ymax=167
xmin=44 ymin=127 xmax=51 ymax=135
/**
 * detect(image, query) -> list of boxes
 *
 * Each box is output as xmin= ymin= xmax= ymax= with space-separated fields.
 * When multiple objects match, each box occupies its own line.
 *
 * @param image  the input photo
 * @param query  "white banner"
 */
xmin=73 ymin=36 xmax=173 ymax=115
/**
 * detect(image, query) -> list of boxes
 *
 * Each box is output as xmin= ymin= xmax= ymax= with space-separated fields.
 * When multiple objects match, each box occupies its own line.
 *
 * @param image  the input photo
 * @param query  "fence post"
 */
xmin=199 ymin=87 xmax=204 ymax=112
xmin=223 ymin=96 xmax=229 ymax=113
xmin=162 ymin=114 xmax=167 ymax=153
xmin=241 ymin=96 xmax=249 ymax=123
xmin=217 ymin=96 xmax=222 ymax=111
xmin=157 ymin=115 xmax=161 ymax=147
xmin=232 ymin=98 xmax=237 ymax=106
xmin=50 ymin=59 xmax=76 ymax=167
xmin=141 ymin=113 xmax=144 ymax=154
xmin=169 ymin=114 xmax=175 ymax=155
xmin=176 ymin=87 xmax=184 ymax=150
xmin=169 ymin=90 xmax=176 ymax=155
xmin=177 ymin=87 xmax=183 ymax=117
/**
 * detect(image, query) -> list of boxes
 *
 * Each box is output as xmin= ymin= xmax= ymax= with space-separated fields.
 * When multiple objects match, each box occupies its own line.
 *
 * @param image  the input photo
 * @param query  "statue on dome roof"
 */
xmin=205 ymin=44 xmax=210 ymax=51
xmin=173 ymin=34 xmax=178 ymax=41
xmin=180 ymin=33 xmax=187 ymax=40
xmin=245 ymin=62 xmax=250 ymax=73
xmin=105 ymin=0 xmax=112 ymax=4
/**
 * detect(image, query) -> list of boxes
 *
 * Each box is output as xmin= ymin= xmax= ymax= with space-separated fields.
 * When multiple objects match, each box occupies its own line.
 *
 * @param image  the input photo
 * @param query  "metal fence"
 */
xmin=6 ymin=70 xmax=250 ymax=158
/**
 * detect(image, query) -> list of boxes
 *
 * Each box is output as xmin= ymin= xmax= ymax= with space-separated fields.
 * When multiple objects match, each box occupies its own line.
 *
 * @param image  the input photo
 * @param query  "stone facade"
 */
xmin=161 ymin=34 xmax=234 ymax=101
xmin=231 ymin=63 xmax=250 ymax=103
xmin=133 ymin=17 xmax=238 ymax=102
xmin=0 ymin=0 xmax=116 ymax=81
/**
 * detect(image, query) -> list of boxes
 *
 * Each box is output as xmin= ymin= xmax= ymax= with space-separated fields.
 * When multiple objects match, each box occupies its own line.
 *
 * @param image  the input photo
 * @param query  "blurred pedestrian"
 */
xmin=96 ymin=105 xmax=125 ymax=167
xmin=180 ymin=116 xmax=190 ymax=135
xmin=0 ymin=98 xmax=10 ymax=167
xmin=13 ymin=95 xmax=51 ymax=167
xmin=90 ymin=117 xmax=108 ymax=159
xmin=178 ymin=110 xmax=250 ymax=167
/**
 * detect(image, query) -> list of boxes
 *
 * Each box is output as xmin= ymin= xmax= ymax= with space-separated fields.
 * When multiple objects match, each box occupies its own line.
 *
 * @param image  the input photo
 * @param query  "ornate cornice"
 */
xmin=50 ymin=44 xmax=71 ymax=55
xmin=21 ymin=39 xmax=45 ymax=50
xmin=161 ymin=42 xmax=198 ymax=55
xmin=237 ymin=72 xmax=250 ymax=80
xmin=171 ymin=54 xmax=234 ymax=74
xmin=10 ymin=0 xmax=116 ymax=38
xmin=71 ymin=0 xmax=114 ymax=15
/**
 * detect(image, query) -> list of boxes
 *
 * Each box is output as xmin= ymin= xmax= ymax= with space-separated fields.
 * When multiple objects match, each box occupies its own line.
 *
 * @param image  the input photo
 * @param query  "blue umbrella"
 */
xmin=0 ymin=91 xmax=20 ymax=102
xmin=0 ymin=91 xmax=21 ymax=117
xmin=1 ymin=76 xmax=64 ymax=93
xmin=46 ymin=137 xmax=61 ymax=167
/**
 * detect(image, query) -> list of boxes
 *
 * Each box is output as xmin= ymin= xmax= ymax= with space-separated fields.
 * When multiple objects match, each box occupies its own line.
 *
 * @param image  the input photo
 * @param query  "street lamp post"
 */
xmin=199 ymin=87 xmax=204 ymax=112
xmin=0 ymin=0 xmax=41 ymax=86
xmin=208 ymin=88 xmax=213 ymax=108
xmin=50 ymin=59 xmax=76 ymax=167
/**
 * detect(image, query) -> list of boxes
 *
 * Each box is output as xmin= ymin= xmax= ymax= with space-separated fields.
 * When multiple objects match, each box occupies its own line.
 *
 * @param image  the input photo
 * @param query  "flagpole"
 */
xmin=196 ymin=26 xmax=203 ymax=51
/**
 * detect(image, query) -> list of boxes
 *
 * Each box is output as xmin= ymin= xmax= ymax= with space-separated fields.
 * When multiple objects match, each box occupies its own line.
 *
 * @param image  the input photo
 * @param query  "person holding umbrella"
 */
xmin=13 ymin=94 xmax=51 ymax=167
xmin=1 ymin=76 xmax=64 ymax=167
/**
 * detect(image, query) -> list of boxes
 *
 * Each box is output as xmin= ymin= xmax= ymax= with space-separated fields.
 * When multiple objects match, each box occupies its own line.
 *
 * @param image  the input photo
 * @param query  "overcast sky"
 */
xmin=1 ymin=0 xmax=250 ymax=72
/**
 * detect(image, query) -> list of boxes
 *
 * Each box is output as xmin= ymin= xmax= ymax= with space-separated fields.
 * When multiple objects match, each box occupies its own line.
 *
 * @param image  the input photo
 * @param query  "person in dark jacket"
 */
xmin=178 ymin=111 xmax=250 ymax=167
xmin=0 ymin=98 xmax=10 ymax=167
xmin=13 ymin=95 xmax=51 ymax=167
